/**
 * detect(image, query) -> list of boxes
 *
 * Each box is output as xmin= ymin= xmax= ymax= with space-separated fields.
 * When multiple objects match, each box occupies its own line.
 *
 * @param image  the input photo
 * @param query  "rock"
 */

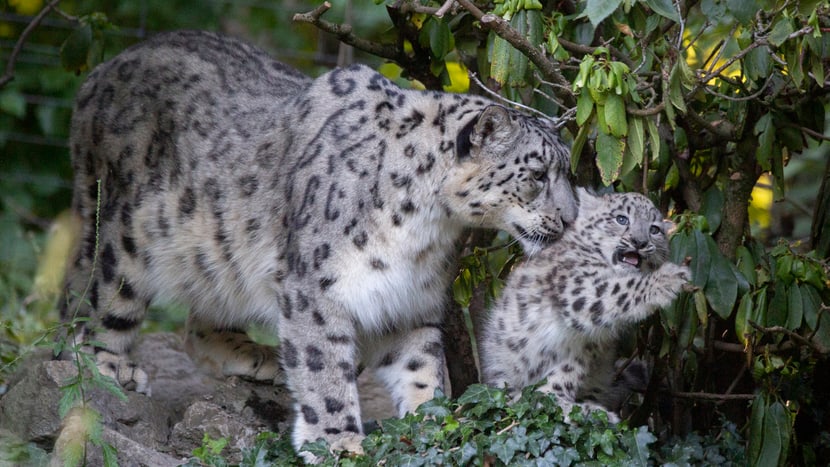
xmin=0 ymin=331 xmax=397 ymax=463
xmin=0 ymin=359 xmax=169 ymax=450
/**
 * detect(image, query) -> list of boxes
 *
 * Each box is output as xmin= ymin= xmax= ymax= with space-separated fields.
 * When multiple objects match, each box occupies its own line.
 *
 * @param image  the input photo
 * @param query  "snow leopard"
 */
xmin=480 ymin=188 xmax=690 ymax=422
xmin=60 ymin=30 xmax=578 ymax=456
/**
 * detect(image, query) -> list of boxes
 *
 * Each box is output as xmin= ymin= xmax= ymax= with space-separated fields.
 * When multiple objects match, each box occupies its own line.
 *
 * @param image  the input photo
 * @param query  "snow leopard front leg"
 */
xmin=277 ymin=286 xmax=365 ymax=458
xmin=363 ymin=325 xmax=446 ymax=417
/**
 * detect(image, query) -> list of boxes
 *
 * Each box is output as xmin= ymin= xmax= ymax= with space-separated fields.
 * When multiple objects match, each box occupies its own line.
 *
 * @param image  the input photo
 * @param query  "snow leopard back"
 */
xmin=480 ymin=189 xmax=690 ymax=420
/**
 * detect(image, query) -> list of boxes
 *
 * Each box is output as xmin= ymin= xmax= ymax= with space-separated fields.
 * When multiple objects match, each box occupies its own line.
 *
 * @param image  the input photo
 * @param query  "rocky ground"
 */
xmin=0 ymin=332 xmax=396 ymax=466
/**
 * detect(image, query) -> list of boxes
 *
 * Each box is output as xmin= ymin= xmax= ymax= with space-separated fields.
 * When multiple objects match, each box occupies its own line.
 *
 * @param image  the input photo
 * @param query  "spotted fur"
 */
xmin=480 ymin=188 xmax=690 ymax=421
xmin=61 ymin=30 xmax=578 ymax=455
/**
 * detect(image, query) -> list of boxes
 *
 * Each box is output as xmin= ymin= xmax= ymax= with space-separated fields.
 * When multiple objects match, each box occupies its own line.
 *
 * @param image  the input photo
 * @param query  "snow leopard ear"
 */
xmin=575 ymin=186 xmax=598 ymax=208
xmin=457 ymin=106 xmax=516 ymax=159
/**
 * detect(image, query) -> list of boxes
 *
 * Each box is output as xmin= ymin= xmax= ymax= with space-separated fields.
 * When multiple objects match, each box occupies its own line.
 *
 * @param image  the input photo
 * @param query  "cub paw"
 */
xmin=96 ymin=350 xmax=151 ymax=395
xmin=651 ymin=262 xmax=692 ymax=307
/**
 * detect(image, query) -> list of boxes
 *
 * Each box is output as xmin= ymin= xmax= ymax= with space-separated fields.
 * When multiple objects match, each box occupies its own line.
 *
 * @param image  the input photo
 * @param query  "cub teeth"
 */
xmin=615 ymin=250 xmax=641 ymax=268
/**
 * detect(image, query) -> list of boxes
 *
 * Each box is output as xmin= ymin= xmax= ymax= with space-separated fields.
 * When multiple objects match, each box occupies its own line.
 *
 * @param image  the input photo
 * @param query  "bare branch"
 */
xmin=556 ymin=37 xmax=635 ymax=69
xmin=0 ymin=0 xmax=63 ymax=88
xmin=749 ymin=321 xmax=828 ymax=354
xmin=468 ymin=72 xmax=561 ymax=126
xmin=671 ymin=391 xmax=755 ymax=401
xmin=292 ymin=2 xmax=400 ymax=62
xmin=434 ymin=0 xmax=456 ymax=17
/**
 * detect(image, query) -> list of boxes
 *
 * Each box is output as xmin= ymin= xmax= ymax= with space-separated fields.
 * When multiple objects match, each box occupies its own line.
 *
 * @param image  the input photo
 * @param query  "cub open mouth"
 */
xmin=614 ymin=250 xmax=641 ymax=268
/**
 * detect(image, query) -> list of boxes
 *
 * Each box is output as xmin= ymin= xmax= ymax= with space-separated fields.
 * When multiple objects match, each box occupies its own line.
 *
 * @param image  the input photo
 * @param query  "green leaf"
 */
xmin=677 ymin=292 xmax=699 ymax=348
xmin=744 ymin=45 xmax=772 ymax=84
xmin=604 ymin=93 xmax=628 ymax=137
xmin=668 ymin=62 xmax=688 ymax=113
xmin=752 ymin=287 xmax=769 ymax=330
xmin=756 ymin=401 xmax=789 ymax=467
xmin=754 ymin=113 xmax=775 ymax=171
xmin=785 ymin=42 xmax=804 ymax=86
xmin=453 ymin=269 xmax=473 ymax=308
xmin=0 ymin=90 xmax=26 ymax=119
xmin=60 ymin=23 xmax=93 ymax=73
xmin=786 ymin=282 xmax=803 ymax=330
xmin=767 ymin=281 xmax=788 ymax=328
xmin=769 ymin=17 xmax=795 ymax=47
xmin=428 ymin=18 xmax=454 ymax=59
xmin=576 ymin=90 xmax=594 ymax=126
xmin=457 ymin=384 xmax=507 ymax=407
xmin=490 ymin=34 xmax=512 ymax=85
xmin=691 ymin=230 xmax=711 ymax=289
xmin=584 ymin=0 xmax=623 ymax=26
xmin=571 ymin=123 xmax=591 ymax=175
xmin=748 ymin=393 xmax=766 ymax=464
xmin=735 ymin=292 xmax=753 ymax=346
xmin=726 ymin=0 xmax=756 ymax=24
xmin=646 ymin=117 xmax=661 ymax=161
xmin=506 ymin=10 xmax=531 ymax=87
xmin=627 ymin=116 xmax=645 ymax=167
xmin=700 ymin=186 xmax=724 ymax=233
xmin=644 ymin=0 xmax=680 ymax=21
xmin=703 ymin=236 xmax=738 ymax=319
xmin=801 ymin=284 xmax=821 ymax=330
xmin=595 ymin=131 xmax=624 ymax=185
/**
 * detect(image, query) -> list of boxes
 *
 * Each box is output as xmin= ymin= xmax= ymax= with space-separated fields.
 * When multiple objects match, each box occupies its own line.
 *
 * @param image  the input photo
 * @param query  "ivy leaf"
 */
xmin=584 ymin=0 xmax=623 ymax=26
xmin=595 ymin=131 xmax=624 ymax=185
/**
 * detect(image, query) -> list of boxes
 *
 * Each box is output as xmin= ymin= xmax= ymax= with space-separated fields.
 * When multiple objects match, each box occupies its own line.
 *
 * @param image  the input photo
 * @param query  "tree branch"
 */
xmin=0 ymin=0 xmax=63 ymax=88
xmin=671 ymin=391 xmax=755 ymax=401
xmin=292 ymin=2 xmax=401 ymax=62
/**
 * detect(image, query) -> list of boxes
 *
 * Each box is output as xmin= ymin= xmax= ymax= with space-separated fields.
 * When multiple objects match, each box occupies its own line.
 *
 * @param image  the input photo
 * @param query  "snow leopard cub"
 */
xmin=480 ymin=188 xmax=690 ymax=421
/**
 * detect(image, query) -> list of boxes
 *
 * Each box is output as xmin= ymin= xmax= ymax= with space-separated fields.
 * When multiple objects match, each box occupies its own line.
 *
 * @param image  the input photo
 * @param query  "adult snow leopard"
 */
xmin=480 ymin=188 xmax=690 ymax=422
xmin=61 ymin=30 xmax=578 ymax=456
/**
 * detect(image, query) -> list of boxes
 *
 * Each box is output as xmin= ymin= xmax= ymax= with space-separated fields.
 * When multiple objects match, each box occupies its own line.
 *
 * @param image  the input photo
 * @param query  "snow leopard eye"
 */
xmin=615 ymin=215 xmax=629 ymax=225
xmin=531 ymin=169 xmax=547 ymax=181
xmin=649 ymin=225 xmax=662 ymax=235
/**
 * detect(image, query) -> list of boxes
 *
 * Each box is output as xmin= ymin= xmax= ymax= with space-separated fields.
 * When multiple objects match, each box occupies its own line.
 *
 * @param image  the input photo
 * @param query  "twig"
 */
xmin=749 ymin=321 xmax=827 ymax=354
xmin=789 ymin=123 xmax=830 ymax=142
xmin=671 ymin=391 xmax=755 ymax=401
xmin=496 ymin=420 xmax=518 ymax=435
xmin=556 ymin=37 xmax=635 ymax=69
xmin=434 ymin=0 xmax=456 ymax=17
xmin=0 ymin=0 xmax=63 ymax=88
xmin=468 ymin=71 xmax=560 ymax=126
xmin=292 ymin=2 xmax=400 ymax=61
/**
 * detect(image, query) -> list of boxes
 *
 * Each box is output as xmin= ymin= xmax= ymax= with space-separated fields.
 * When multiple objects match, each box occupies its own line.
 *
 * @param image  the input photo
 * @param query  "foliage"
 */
xmin=185 ymin=384 xmax=748 ymax=466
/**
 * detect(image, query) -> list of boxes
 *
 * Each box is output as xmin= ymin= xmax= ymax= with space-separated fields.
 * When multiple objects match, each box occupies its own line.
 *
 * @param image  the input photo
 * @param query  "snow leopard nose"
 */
xmin=633 ymin=237 xmax=648 ymax=249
